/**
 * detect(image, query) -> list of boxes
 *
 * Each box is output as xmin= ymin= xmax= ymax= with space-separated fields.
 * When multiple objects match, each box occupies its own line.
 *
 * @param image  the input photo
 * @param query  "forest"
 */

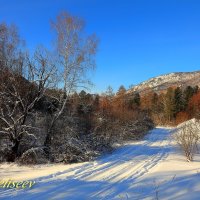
xmin=0 ymin=12 xmax=154 ymax=165
xmin=0 ymin=11 xmax=199 ymax=165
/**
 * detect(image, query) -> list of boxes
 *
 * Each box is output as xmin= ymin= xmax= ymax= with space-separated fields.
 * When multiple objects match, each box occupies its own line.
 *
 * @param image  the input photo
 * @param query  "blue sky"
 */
xmin=1 ymin=0 xmax=200 ymax=93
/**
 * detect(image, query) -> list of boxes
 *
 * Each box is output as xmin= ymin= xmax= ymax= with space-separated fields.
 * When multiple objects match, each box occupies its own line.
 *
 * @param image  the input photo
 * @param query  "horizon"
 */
xmin=1 ymin=0 xmax=200 ymax=93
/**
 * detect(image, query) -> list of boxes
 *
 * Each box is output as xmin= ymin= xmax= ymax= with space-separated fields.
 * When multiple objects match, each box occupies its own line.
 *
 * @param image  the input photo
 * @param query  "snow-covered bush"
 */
xmin=18 ymin=147 xmax=49 ymax=165
xmin=121 ymin=116 xmax=154 ymax=140
xmin=51 ymin=137 xmax=98 ymax=163
xmin=175 ymin=119 xmax=200 ymax=162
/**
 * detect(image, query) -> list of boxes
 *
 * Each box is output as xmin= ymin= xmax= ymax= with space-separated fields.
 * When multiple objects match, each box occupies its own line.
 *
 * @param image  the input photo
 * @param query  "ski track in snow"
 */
xmin=0 ymin=128 xmax=173 ymax=200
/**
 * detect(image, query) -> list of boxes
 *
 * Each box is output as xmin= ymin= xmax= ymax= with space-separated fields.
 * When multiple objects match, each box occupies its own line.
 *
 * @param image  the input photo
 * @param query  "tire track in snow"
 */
xmin=92 ymin=128 xmax=172 ymax=198
xmin=36 ymin=128 xmax=172 ymax=199
xmin=0 ymin=128 xmax=173 ymax=200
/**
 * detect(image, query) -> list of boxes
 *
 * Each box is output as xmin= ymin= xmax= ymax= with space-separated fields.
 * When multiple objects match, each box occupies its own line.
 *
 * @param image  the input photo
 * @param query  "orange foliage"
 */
xmin=175 ymin=111 xmax=189 ymax=125
xmin=188 ymin=91 xmax=200 ymax=118
xmin=140 ymin=92 xmax=154 ymax=110
xmin=99 ymin=97 xmax=112 ymax=114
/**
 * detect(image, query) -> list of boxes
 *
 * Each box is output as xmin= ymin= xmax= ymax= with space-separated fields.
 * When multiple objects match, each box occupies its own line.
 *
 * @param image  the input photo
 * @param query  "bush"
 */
xmin=175 ymin=120 xmax=200 ymax=161
xmin=18 ymin=147 xmax=49 ymax=165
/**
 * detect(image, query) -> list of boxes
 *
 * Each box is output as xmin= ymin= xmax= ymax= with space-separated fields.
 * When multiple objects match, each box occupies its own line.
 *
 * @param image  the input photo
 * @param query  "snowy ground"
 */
xmin=0 ymin=127 xmax=200 ymax=200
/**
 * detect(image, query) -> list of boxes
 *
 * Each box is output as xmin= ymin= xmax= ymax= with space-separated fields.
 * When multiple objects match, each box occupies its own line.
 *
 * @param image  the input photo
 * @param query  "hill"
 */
xmin=128 ymin=71 xmax=200 ymax=94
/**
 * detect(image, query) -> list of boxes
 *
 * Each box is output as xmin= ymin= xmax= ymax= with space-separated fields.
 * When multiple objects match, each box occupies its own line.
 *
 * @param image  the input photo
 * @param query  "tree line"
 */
xmin=0 ymin=12 xmax=153 ymax=164
xmin=107 ymin=85 xmax=200 ymax=125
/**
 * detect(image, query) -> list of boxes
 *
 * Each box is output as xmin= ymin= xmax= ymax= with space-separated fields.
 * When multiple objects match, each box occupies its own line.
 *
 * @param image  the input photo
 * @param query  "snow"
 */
xmin=177 ymin=118 xmax=200 ymax=129
xmin=128 ymin=71 xmax=200 ymax=93
xmin=0 ymin=126 xmax=200 ymax=199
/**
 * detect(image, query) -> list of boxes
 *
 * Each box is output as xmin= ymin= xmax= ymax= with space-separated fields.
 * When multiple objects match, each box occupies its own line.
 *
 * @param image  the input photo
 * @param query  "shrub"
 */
xmin=175 ymin=120 xmax=200 ymax=161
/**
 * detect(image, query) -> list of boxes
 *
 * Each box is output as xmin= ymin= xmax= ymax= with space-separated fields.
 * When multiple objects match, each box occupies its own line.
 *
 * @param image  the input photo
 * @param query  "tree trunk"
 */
xmin=7 ymin=140 xmax=21 ymax=162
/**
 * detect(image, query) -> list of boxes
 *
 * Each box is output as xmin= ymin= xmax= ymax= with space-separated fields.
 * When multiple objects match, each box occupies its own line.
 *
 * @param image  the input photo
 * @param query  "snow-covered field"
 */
xmin=0 ymin=126 xmax=200 ymax=200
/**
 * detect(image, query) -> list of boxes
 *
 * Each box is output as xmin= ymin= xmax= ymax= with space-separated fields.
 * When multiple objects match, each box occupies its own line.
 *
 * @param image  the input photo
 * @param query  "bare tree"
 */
xmin=0 ymin=47 xmax=56 ymax=161
xmin=175 ymin=120 xmax=200 ymax=162
xmin=44 ymin=12 xmax=98 ymax=148
xmin=0 ymin=23 xmax=25 ymax=74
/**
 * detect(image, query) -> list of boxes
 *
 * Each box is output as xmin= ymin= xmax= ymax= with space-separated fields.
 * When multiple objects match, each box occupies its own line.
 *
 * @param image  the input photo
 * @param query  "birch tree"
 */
xmin=44 ymin=12 xmax=98 ymax=148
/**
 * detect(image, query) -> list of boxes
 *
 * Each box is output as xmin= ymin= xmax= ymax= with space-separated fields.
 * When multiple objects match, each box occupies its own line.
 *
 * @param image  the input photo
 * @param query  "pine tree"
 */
xmin=183 ymin=86 xmax=194 ymax=109
xmin=174 ymin=87 xmax=184 ymax=115
xmin=151 ymin=92 xmax=159 ymax=113
xmin=164 ymin=87 xmax=175 ymax=121
xmin=194 ymin=85 xmax=199 ymax=94
xmin=105 ymin=85 xmax=114 ymax=99
xmin=79 ymin=90 xmax=87 ymax=99
xmin=93 ymin=94 xmax=100 ymax=111
xmin=116 ymin=85 xmax=126 ymax=96
xmin=128 ymin=92 xmax=141 ymax=109
xmin=133 ymin=92 xmax=140 ymax=107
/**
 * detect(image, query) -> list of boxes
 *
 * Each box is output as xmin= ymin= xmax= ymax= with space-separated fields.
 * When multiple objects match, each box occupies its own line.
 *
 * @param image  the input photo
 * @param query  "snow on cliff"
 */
xmin=128 ymin=71 xmax=200 ymax=94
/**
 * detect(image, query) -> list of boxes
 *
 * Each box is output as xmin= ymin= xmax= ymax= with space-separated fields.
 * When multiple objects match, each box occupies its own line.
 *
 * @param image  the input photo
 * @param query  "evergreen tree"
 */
xmin=116 ymin=85 xmax=126 ymax=96
xmin=151 ymin=92 xmax=159 ymax=113
xmin=164 ymin=87 xmax=175 ymax=121
xmin=79 ymin=90 xmax=87 ymax=99
xmin=105 ymin=85 xmax=114 ymax=99
xmin=183 ymin=86 xmax=194 ymax=109
xmin=78 ymin=90 xmax=88 ymax=114
xmin=93 ymin=94 xmax=100 ymax=111
xmin=128 ymin=92 xmax=141 ymax=109
xmin=174 ymin=87 xmax=184 ymax=114
xmin=133 ymin=92 xmax=141 ymax=107
xmin=194 ymin=85 xmax=199 ymax=94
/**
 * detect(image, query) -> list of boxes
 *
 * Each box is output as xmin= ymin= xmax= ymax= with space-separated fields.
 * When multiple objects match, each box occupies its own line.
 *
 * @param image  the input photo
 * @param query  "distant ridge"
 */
xmin=128 ymin=70 xmax=200 ymax=94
